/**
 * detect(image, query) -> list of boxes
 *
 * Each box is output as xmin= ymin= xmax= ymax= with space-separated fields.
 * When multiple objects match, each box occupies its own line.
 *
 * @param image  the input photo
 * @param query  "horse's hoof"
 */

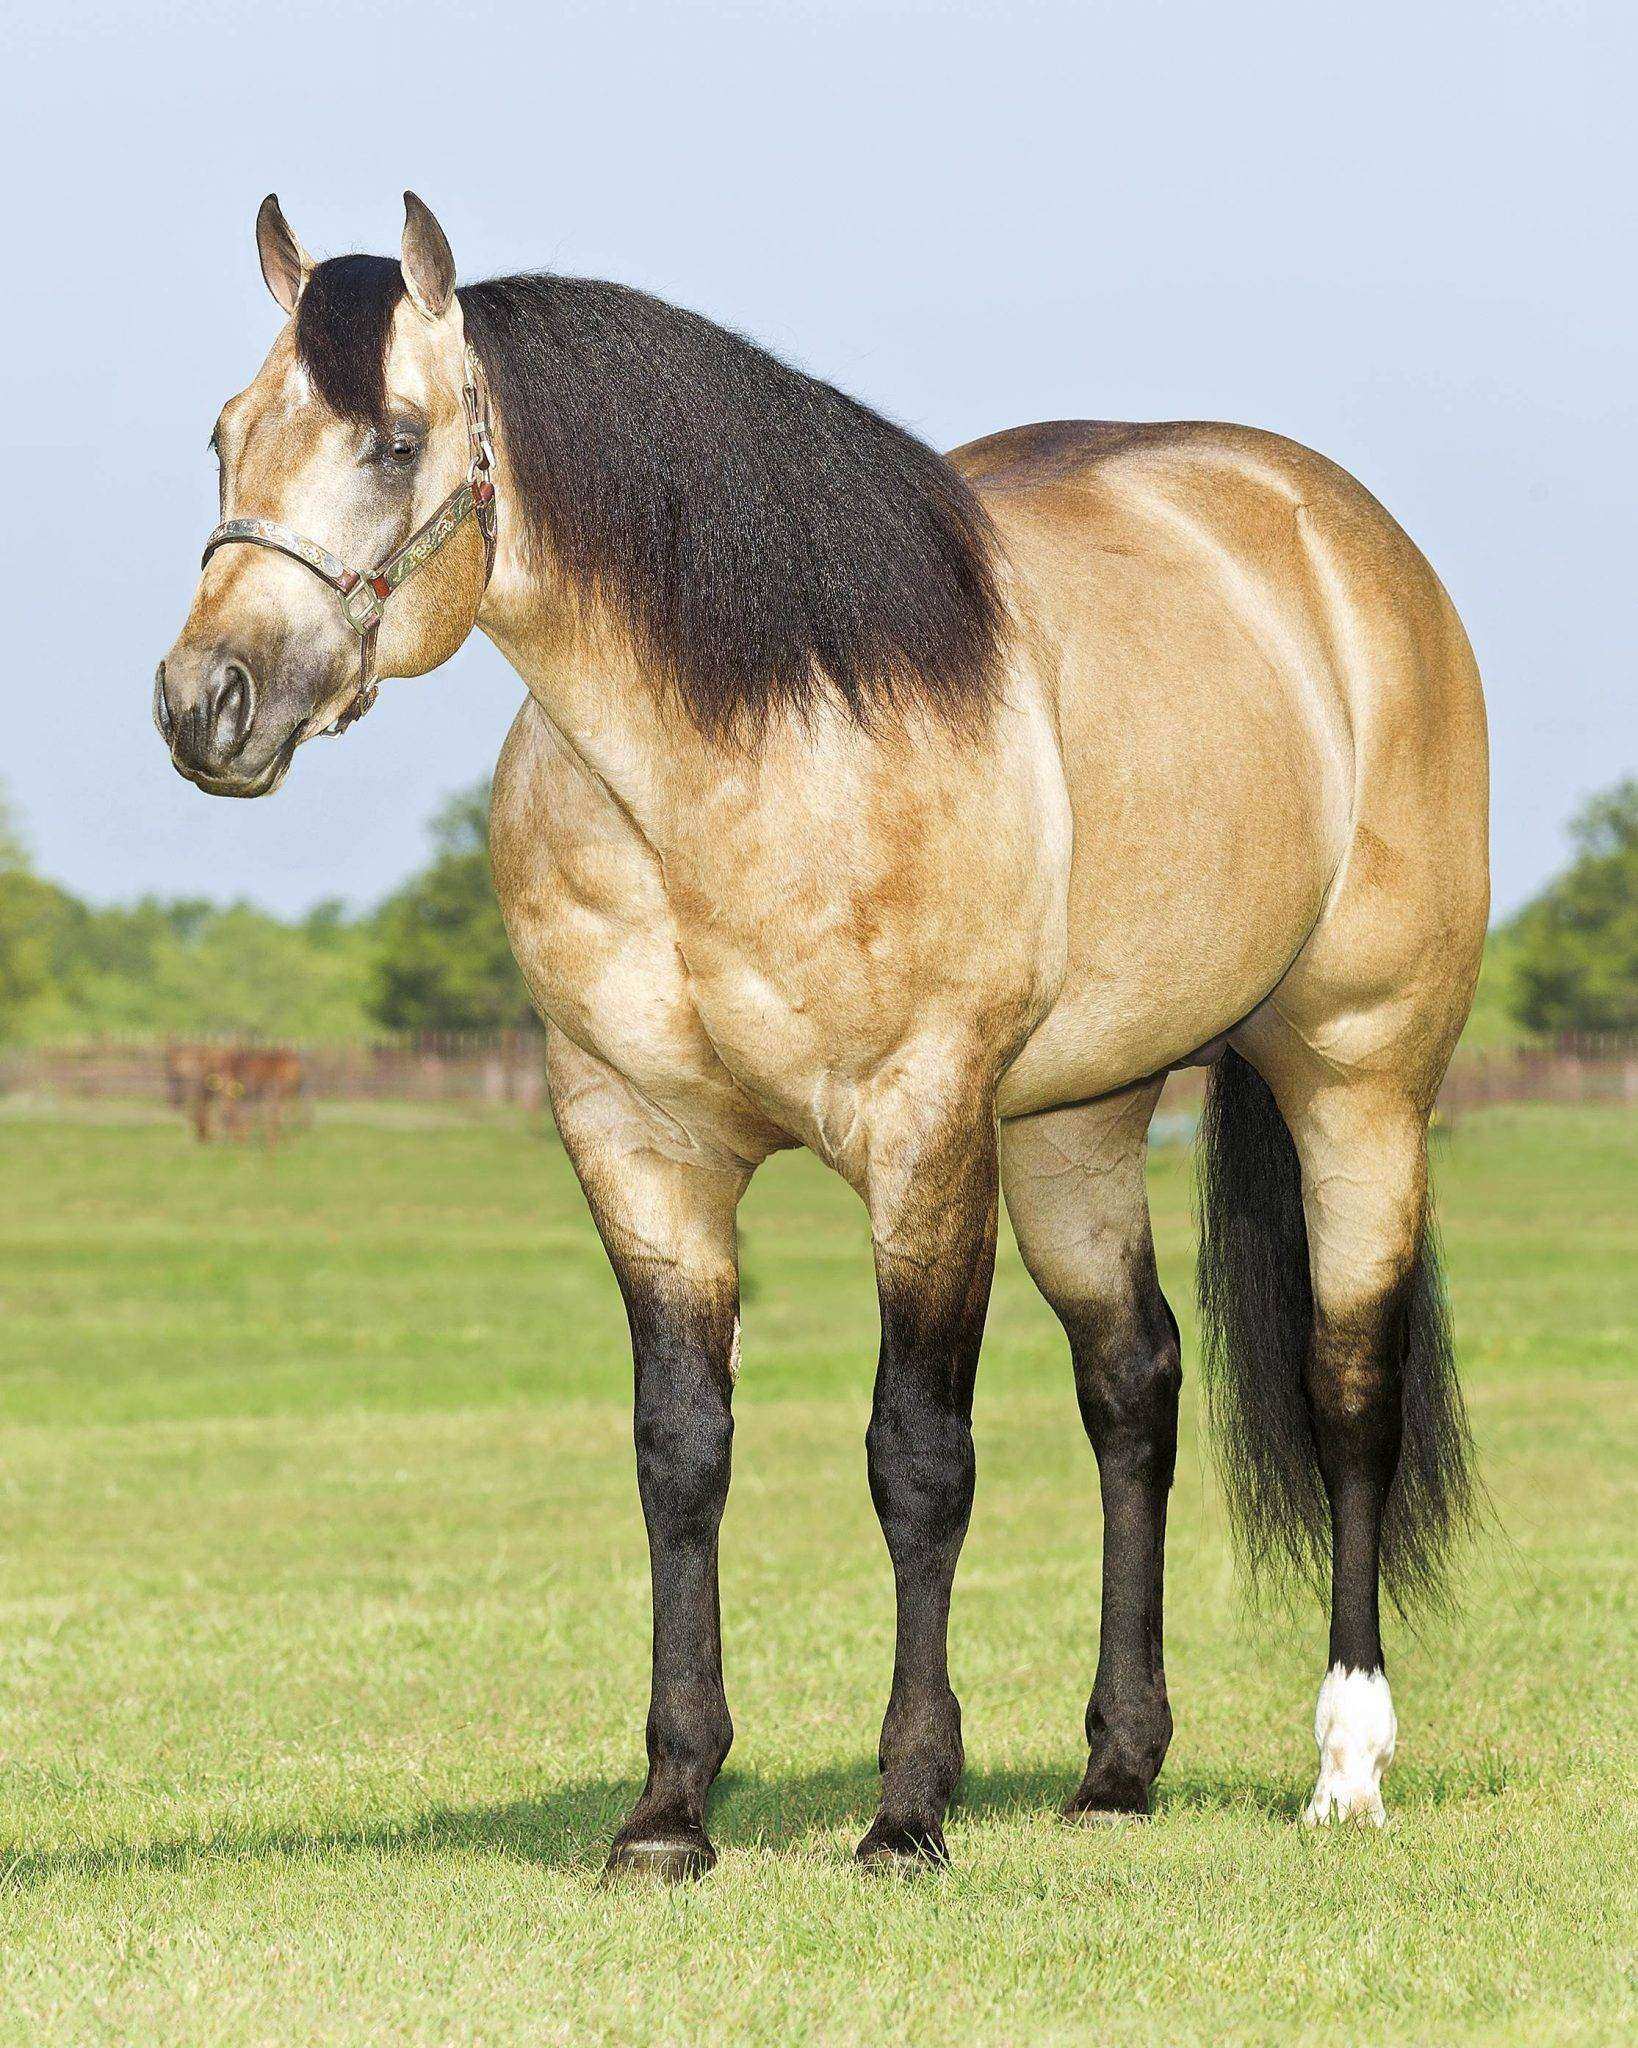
xmin=1302 ymin=1784 xmax=1387 ymax=1828
xmin=601 ymin=1834 xmax=717 ymax=1883
xmin=1063 ymin=1798 xmax=1151 ymax=1825
xmin=1063 ymin=1783 xmax=1152 ymax=1824
xmin=855 ymin=1817 xmax=950 ymax=1870
xmin=1304 ymin=1664 xmax=1394 ymax=1828
xmin=1063 ymin=1751 xmax=1156 ymax=1823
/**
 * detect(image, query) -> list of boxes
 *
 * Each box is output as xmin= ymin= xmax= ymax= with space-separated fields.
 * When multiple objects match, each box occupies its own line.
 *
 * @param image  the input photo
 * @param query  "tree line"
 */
xmin=2 ymin=777 xmax=1634 ymax=1045
xmin=0 ymin=782 xmax=532 ymax=1044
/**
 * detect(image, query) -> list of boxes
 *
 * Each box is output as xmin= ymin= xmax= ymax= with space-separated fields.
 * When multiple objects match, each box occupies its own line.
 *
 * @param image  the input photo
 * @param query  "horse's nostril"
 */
xmin=153 ymin=662 xmax=175 ymax=740
xmin=212 ymin=660 xmax=256 ymax=758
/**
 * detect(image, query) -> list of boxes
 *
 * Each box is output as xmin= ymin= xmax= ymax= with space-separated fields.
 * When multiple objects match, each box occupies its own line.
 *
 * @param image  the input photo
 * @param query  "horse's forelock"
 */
xmin=294 ymin=254 xmax=406 ymax=427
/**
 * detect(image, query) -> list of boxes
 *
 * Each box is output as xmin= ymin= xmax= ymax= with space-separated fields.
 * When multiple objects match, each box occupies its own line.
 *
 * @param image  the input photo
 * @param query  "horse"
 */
xmin=164 ymin=1042 xmax=233 ymax=1141
xmin=156 ymin=194 xmax=1488 ymax=1878
xmin=166 ymin=1044 xmax=304 ymax=1143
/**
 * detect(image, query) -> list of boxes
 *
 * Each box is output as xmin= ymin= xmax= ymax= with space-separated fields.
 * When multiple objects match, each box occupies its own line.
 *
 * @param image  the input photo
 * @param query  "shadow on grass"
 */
xmin=0 ymin=1786 xmax=633 ymax=1892
xmin=0 ymin=1748 xmax=1512 ymax=1891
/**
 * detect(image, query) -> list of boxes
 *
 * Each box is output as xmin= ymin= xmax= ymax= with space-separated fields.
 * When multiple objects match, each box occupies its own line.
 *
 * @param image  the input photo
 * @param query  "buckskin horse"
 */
xmin=156 ymin=195 xmax=1488 ymax=1877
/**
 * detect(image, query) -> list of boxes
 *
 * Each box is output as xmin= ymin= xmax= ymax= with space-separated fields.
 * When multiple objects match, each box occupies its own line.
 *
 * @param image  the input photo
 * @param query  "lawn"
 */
xmin=0 ymin=1100 xmax=1632 ymax=2045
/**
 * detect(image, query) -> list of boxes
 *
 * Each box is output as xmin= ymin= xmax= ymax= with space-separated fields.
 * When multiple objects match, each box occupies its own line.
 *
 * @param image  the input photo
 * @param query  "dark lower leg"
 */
xmin=857 ymin=1217 xmax=994 ymax=1866
xmin=1308 ymin=1298 xmax=1403 ymax=1675
xmin=1066 ymin=1271 xmax=1180 ymax=1818
xmin=606 ymin=1274 xmax=737 ymax=1878
xmin=1300 ymin=1296 xmax=1405 ymax=1822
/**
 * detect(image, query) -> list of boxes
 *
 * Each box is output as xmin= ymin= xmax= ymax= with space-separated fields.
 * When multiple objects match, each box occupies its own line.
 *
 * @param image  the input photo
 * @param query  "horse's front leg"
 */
xmin=855 ymin=1092 xmax=998 ymax=1869
xmin=549 ymin=1044 xmax=752 ymax=1881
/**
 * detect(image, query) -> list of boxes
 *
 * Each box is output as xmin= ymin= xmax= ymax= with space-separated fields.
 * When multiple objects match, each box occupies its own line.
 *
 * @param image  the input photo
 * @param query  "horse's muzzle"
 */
xmin=156 ymin=648 xmax=256 ymax=767
xmin=156 ymin=653 xmax=298 ymax=797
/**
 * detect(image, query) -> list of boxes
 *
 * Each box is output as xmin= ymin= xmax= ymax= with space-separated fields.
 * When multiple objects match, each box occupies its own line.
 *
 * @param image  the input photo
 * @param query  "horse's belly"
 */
xmin=1000 ymin=825 xmax=1332 ymax=1117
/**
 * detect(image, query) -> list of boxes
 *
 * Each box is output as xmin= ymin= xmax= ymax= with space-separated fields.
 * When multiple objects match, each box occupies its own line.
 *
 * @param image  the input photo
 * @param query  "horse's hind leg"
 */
xmin=1221 ymin=1026 xmax=1472 ymax=1826
xmin=1293 ymin=1082 xmax=1461 ymax=1824
xmin=1000 ymin=1081 xmax=1180 ymax=1818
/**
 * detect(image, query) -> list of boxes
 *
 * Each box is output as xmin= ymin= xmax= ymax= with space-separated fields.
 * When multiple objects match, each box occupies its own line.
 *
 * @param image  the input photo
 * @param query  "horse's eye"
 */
xmin=385 ymin=429 xmax=421 ymax=468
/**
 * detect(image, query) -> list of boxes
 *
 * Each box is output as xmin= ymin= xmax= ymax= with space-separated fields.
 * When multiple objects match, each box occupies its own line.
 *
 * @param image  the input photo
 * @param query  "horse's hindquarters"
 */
xmin=972 ymin=419 xmax=1488 ymax=1117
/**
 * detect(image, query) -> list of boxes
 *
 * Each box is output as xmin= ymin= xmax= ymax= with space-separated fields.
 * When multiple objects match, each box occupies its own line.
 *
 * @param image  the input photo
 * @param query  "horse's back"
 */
xmin=955 ymin=420 xmax=1489 ymax=1114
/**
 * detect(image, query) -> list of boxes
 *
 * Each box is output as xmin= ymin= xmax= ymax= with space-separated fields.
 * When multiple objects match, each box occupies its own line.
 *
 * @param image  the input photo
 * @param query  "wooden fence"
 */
xmin=1152 ymin=1035 xmax=1638 ymax=1122
xmin=1435 ymin=1035 xmax=1638 ymax=1112
xmin=1 ymin=1032 xmax=1633 ymax=1118
xmin=0 ymin=1032 xmax=548 ymax=1110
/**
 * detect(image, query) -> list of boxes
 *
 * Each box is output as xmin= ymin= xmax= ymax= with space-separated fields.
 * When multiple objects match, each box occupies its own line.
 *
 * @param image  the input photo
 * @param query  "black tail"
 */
xmin=1194 ymin=1049 xmax=1475 ymax=1611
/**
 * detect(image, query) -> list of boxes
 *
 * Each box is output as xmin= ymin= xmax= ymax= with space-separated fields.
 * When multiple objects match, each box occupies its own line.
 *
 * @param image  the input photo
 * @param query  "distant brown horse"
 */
xmin=157 ymin=195 xmax=1488 ymax=1877
xmin=167 ymin=1044 xmax=303 ymax=1144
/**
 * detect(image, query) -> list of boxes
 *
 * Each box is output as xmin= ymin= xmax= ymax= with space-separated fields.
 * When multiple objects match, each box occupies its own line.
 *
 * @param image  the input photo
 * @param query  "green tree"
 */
xmin=1510 ymin=779 xmax=1638 ymax=1035
xmin=0 ymin=779 xmax=380 ymax=1044
xmin=0 ymin=791 xmax=87 ymax=1040
xmin=369 ymin=782 xmax=534 ymax=1034
xmin=8 ymin=895 xmax=376 ymax=1044
xmin=0 ymin=791 xmax=47 ymax=1034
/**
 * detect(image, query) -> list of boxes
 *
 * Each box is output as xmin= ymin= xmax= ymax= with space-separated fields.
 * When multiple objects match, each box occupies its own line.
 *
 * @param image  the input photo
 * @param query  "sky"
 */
xmin=0 ymin=0 xmax=1630 ymax=919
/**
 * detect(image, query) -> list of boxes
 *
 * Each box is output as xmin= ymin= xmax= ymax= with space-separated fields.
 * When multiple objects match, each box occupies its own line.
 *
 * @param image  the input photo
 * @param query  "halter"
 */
xmin=201 ymin=346 xmax=499 ymax=736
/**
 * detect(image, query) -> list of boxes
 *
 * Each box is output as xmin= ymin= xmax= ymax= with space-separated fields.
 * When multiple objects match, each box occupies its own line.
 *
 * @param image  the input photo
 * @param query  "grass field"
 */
xmin=0 ymin=1101 xmax=1633 ymax=2045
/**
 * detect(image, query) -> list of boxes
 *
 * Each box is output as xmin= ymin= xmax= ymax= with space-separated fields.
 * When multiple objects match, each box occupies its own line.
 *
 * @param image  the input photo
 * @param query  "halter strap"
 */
xmin=200 ymin=347 xmax=499 ymax=737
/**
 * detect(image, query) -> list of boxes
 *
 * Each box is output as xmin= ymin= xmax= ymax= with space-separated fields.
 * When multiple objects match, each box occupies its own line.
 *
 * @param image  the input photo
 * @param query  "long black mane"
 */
xmin=295 ymin=256 xmax=1004 ymax=741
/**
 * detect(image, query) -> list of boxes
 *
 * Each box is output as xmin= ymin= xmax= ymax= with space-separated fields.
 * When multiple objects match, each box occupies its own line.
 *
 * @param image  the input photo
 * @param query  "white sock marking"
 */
xmin=1303 ymin=1663 xmax=1396 ymax=1827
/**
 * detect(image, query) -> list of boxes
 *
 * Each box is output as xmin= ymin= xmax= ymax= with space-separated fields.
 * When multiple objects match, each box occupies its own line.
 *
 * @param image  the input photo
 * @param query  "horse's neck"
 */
xmin=478 ymin=561 xmax=691 ymax=836
xmin=471 ymin=501 xmax=943 ymax=855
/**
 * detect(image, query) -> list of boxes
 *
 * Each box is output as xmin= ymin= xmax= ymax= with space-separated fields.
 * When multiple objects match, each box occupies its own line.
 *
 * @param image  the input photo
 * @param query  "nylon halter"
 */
xmin=201 ymin=347 xmax=499 ymax=737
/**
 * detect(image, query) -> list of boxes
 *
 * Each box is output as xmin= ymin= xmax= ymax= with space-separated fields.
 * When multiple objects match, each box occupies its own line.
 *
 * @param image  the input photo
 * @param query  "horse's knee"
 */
xmin=865 ymin=1395 xmax=976 ymax=1544
xmin=1070 ymin=1282 xmax=1182 ymax=1480
xmin=633 ymin=1384 xmax=734 ymax=1547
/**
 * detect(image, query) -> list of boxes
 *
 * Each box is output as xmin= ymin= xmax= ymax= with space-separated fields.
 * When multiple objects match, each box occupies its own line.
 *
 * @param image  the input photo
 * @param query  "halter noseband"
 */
xmin=200 ymin=347 xmax=499 ymax=737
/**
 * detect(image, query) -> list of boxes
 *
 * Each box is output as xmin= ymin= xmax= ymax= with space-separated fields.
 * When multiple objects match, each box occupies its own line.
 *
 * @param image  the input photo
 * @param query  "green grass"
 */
xmin=0 ymin=1103 xmax=1632 ymax=2045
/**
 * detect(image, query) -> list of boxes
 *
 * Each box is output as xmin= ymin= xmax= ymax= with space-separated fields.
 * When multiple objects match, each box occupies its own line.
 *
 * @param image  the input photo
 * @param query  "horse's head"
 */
xmin=157 ymin=194 xmax=494 ymax=797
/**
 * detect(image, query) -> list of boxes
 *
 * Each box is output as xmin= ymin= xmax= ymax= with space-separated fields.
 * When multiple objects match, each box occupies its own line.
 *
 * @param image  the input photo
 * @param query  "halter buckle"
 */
xmin=338 ymin=575 xmax=385 ymax=636
xmin=463 ymin=363 xmax=497 ymax=481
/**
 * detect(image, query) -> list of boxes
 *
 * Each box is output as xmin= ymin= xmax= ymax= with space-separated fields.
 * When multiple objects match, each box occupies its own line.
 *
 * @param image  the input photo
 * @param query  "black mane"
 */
xmin=295 ymin=255 xmax=1003 ymax=741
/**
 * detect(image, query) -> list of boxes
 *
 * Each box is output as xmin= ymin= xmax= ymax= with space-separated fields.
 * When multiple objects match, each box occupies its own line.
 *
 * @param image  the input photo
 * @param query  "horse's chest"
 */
xmin=489 ymin=692 xmax=1064 ymax=1159
xmin=488 ymin=719 xmax=794 ymax=1151
xmin=502 ymin=857 xmax=869 ymax=1156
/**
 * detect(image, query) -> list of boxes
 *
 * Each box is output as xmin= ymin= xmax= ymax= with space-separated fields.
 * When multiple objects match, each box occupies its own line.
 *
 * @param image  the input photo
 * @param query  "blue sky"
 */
xmin=0 ymin=0 xmax=1629 ymax=917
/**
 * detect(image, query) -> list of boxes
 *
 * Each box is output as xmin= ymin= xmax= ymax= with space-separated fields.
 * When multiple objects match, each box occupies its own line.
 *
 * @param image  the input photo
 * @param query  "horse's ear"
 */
xmin=401 ymin=191 xmax=457 ymax=319
xmin=255 ymin=194 xmax=312 ymax=316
